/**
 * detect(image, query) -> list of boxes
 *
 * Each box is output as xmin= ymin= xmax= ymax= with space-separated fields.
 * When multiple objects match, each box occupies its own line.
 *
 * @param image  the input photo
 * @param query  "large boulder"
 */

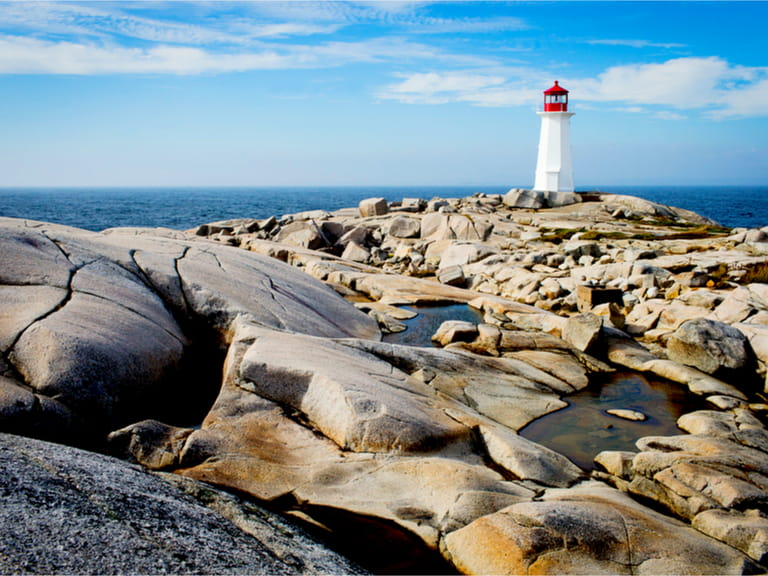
xmin=503 ymin=188 xmax=546 ymax=209
xmin=359 ymin=197 xmax=388 ymax=218
xmin=443 ymin=481 xmax=758 ymax=575
xmin=0 ymin=218 xmax=379 ymax=441
xmin=420 ymin=213 xmax=493 ymax=242
xmin=0 ymin=432 xmax=362 ymax=575
xmin=385 ymin=215 xmax=421 ymax=238
xmin=666 ymin=318 xmax=756 ymax=383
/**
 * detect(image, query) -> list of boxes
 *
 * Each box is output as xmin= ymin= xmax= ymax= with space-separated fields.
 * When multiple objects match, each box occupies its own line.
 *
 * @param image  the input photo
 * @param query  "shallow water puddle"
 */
xmin=381 ymin=304 xmax=484 ymax=347
xmin=520 ymin=371 xmax=709 ymax=470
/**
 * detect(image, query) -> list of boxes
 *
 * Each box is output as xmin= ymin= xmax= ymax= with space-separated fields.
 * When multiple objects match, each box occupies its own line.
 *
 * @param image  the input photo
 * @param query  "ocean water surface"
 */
xmin=0 ymin=185 xmax=766 ymax=231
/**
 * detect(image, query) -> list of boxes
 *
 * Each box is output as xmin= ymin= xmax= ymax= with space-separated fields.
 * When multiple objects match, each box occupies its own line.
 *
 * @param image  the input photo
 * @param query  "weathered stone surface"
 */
xmin=444 ymin=481 xmax=757 ymax=575
xmin=420 ymin=212 xmax=492 ymax=242
xmin=274 ymin=220 xmax=328 ymax=250
xmin=359 ymin=197 xmax=388 ymax=218
xmin=562 ymin=312 xmax=603 ymax=352
xmin=0 ymin=218 xmax=380 ymax=441
xmin=693 ymin=508 xmax=768 ymax=564
xmin=344 ymin=338 xmax=569 ymax=431
xmin=667 ymin=318 xmax=755 ymax=379
xmin=437 ymin=264 xmax=466 ymax=287
xmin=341 ymin=240 xmax=370 ymax=263
xmin=108 ymin=419 xmax=194 ymax=470
xmin=0 ymin=432 xmax=362 ymax=575
xmin=385 ymin=215 xmax=421 ymax=238
xmin=5 ymin=189 xmax=768 ymax=575
xmin=606 ymin=408 xmax=647 ymax=422
xmin=237 ymin=323 xmax=468 ymax=453
xmin=432 ymin=320 xmax=478 ymax=347
xmin=503 ymin=188 xmax=546 ymax=209
xmin=478 ymin=424 xmax=583 ymax=487
xmin=438 ymin=242 xmax=497 ymax=269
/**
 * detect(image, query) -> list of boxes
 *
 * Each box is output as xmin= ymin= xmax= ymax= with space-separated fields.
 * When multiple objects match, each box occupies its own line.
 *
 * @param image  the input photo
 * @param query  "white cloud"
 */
xmin=0 ymin=33 xmax=475 ymax=75
xmin=571 ymin=57 xmax=731 ymax=108
xmin=380 ymin=57 xmax=768 ymax=118
xmin=378 ymin=70 xmax=542 ymax=106
xmin=715 ymin=77 xmax=768 ymax=118
xmin=0 ymin=36 xmax=297 ymax=74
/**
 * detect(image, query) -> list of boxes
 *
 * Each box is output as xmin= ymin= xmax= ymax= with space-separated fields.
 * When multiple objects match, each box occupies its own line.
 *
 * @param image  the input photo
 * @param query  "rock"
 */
xmin=563 ymin=240 xmax=602 ymax=261
xmin=237 ymin=323 xmax=468 ymax=453
xmin=594 ymin=450 xmax=635 ymax=478
xmin=0 ymin=218 xmax=380 ymax=441
xmin=385 ymin=215 xmax=421 ymax=238
xmin=346 ymin=338 xmax=569 ymax=431
xmin=606 ymin=408 xmax=647 ymax=422
xmin=443 ymin=481 xmax=757 ymax=575
xmin=503 ymin=188 xmax=545 ymax=209
xmin=274 ymin=220 xmax=328 ymax=250
xmin=693 ymin=509 xmax=768 ymax=564
xmin=400 ymin=197 xmax=426 ymax=212
xmin=438 ymin=242 xmax=497 ymax=269
xmin=108 ymin=419 xmax=193 ymax=470
xmin=0 ymin=376 xmax=37 ymax=433
xmin=538 ymin=277 xmax=566 ymax=300
xmin=359 ymin=197 xmax=388 ymax=218
xmin=543 ymin=190 xmax=581 ymax=207
xmin=0 ymin=432 xmax=361 ymax=575
xmin=712 ymin=284 xmax=768 ymax=324
xmin=667 ymin=318 xmax=756 ymax=381
xmin=576 ymin=284 xmax=623 ymax=312
xmin=432 ymin=320 xmax=478 ymax=347
xmin=477 ymin=424 xmax=583 ymax=487
xmin=334 ymin=225 xmax=370 ymax=249
xmin=437 ymin=265 xmax=466 ymax=287
xmin=341 ymin=241 xmax=370 ymax=263
xmin=592 ymin=301 xmax=626 ymax=330
xmin=421 ymin=213 xmax=492 ymax=242
xmin=562 ymin=312 xmax=603 ymax=352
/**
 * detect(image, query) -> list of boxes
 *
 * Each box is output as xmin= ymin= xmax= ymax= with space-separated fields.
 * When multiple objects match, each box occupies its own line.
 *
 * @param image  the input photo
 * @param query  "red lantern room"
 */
xmin=543 ymin=80 xmax=568 ymax=112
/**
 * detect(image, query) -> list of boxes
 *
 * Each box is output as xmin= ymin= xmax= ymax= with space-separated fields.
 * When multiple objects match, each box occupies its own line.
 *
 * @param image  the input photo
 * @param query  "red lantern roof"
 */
xmin=543 ymin=80 xmax=568 ymax=95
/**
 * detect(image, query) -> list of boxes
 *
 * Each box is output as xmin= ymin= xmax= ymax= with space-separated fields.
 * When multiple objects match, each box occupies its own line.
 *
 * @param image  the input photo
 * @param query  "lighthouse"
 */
xmin=533 ymin=80 xmax=575 ymax=193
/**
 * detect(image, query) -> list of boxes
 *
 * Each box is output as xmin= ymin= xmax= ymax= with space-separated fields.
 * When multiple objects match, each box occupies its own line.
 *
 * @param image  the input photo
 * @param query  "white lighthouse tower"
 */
xmin=534 ymin=80 xmax=575 ymax=193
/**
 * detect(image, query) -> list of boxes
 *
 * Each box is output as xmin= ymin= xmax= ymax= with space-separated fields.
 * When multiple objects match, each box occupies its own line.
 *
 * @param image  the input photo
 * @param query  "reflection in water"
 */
xmin=519 ymin=372 xmax=708 ymax=470
xmin=382 ymin=304 xmax=484 ymax=347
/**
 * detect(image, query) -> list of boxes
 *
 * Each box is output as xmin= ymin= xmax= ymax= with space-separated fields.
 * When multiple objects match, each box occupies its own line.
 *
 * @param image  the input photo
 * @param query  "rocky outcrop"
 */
xmin=0 ymin=431 xmax=363 ymax=575
xmin=4 ymin=187 xmax=768 ymax=575
xmin=0 ymin=217 xmax=378 ymax=443
xmin=444 ymin=481 xmax=759 ymax=575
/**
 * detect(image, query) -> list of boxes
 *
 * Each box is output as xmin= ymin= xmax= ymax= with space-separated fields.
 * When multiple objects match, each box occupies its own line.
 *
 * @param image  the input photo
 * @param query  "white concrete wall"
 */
xmin=534 ymin=111 xmax=575 ymax=193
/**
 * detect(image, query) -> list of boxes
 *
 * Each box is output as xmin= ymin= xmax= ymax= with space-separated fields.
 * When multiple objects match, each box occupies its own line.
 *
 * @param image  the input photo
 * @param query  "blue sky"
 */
xmin=1 ymin=1 xmax=766 ymax=187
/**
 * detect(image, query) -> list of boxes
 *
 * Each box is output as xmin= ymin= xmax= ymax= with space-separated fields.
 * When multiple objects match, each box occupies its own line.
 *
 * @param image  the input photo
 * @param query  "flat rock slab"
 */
xmin=0 ymin=432 xmax=362 ymax=575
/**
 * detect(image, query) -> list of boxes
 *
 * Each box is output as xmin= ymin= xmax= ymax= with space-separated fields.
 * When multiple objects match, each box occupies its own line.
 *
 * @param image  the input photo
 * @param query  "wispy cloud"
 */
xmin=378 ymin=57 xmax=768 ymax=118
xmin=587 ymin=39 xmax=686 ymax=49
xmin=0 ymin=33 xmax=480 ymax=75
xmin=377 ymin=71 xmax=509 ymax=104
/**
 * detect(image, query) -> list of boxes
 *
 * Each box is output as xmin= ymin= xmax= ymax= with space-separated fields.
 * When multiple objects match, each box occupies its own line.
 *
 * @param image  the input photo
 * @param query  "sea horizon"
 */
xmin=1 ymin=184 xmax=766 ymax=232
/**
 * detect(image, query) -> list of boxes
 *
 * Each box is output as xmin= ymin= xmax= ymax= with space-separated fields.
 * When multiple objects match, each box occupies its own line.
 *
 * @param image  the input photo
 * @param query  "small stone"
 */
xmin=606 ymin=408 xmax=647 ymax=422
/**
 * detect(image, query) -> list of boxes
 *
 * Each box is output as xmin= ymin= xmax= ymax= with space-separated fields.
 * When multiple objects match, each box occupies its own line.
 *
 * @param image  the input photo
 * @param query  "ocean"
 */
xmin=0 ymin=185 xmax=765 ymax=232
